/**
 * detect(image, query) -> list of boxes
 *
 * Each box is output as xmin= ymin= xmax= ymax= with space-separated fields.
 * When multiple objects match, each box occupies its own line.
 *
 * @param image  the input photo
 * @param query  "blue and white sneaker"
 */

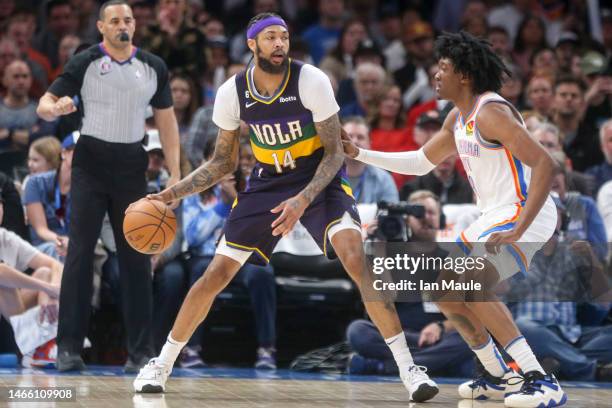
xmin=458 ymin=370 xmax=522 ymax=400
xmin=504 ymin=371 xmax=567 ymax=407
xmin=255 ymin=347 xmax=276 ymax=370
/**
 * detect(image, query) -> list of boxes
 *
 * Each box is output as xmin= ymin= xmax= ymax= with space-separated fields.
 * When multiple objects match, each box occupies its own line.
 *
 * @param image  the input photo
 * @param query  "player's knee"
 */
xmin=199 ymin=265 xmax=234 ymax=294
xmin=435 ymin=301 xmax=468 ymax=314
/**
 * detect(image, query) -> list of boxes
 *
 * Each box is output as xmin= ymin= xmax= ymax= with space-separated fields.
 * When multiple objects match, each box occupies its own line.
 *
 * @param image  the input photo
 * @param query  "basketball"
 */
xmin=123 ymin=200 xmax=177 ymax=254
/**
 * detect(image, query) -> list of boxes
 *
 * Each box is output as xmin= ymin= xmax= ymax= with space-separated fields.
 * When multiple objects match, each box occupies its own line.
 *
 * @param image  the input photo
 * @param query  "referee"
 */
xmin=37 ymin=0 xmax=180 ymax=372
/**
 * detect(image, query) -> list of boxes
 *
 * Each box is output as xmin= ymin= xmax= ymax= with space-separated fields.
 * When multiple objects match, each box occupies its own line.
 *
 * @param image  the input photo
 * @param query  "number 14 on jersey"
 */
xmin=272 ymin=150 xmax=296 ymax=173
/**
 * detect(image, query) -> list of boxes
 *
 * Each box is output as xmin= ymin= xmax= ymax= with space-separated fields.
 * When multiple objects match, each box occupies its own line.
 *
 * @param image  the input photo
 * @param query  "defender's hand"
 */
xmin=270 ymin=195 xmax=309 ymax=237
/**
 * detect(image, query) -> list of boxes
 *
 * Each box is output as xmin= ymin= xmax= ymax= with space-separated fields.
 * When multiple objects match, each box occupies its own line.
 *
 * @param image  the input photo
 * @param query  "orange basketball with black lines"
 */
xmin=123 ymin=200 xmax=177 ymax=254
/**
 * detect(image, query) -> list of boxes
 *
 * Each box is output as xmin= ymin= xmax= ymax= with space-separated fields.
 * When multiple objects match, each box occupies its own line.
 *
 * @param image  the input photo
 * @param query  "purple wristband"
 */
xmin=246 ymin=16 xmax=288 ymax=40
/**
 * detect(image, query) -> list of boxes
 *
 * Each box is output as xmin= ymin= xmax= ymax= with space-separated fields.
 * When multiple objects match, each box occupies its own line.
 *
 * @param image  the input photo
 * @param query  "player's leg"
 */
xmin=134 ymin=241 xmax=247 ymax=393
xmin=329 ymin=226 xmax=439 ymax=403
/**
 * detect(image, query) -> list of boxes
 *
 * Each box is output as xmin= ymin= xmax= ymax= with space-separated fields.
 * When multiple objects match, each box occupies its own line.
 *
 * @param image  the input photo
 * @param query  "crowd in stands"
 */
xmin=0 ymin=0 xmax=611 ymax=380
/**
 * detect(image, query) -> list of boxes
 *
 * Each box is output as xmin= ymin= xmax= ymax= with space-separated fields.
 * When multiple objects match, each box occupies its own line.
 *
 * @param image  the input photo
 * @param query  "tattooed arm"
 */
xmin=270 ymin=114 xmax=344 ymax=236
xmin=149 ymin=127 xmax=240 ymax=203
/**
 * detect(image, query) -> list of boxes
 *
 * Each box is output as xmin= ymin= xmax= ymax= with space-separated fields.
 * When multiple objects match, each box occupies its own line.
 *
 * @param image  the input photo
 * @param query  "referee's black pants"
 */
xmin=58 ymin=135 xmax=154 ymax=361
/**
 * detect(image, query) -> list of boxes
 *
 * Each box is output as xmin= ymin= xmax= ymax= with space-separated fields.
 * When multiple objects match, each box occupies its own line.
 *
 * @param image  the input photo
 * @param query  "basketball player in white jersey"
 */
xmin=343 ymin=31 xmax=566 ymax=407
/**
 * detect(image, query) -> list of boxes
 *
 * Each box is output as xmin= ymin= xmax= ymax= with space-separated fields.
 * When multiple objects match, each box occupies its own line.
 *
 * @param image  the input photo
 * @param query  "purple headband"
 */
xmin=247 ymin=16 xmax=288 ymax=40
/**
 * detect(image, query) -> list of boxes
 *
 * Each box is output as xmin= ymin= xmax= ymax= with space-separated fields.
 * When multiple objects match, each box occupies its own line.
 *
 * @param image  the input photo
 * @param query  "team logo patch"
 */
xmin=466 ymin=120 xmax=475 ymax=136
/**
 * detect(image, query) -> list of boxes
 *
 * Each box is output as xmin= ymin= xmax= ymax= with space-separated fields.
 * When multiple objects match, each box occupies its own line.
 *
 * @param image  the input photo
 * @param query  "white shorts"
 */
xmin=455 ymin=196 xmax=557 ymax=280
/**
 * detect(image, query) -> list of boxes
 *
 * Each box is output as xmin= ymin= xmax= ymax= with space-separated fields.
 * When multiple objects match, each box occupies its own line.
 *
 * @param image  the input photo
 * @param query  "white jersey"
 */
xmin=454 ymin=92 xmax=530 ymax=213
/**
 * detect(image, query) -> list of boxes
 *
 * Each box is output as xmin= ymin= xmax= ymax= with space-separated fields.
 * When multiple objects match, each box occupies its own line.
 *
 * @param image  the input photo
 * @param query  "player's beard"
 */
xmin=256 ymin=44 xmax=288 ymax=74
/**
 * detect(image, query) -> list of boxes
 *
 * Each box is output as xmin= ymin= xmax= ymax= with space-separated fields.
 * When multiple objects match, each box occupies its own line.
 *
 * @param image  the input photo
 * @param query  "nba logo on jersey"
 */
xmin=466 ymin=121 xmax=475 ymax=136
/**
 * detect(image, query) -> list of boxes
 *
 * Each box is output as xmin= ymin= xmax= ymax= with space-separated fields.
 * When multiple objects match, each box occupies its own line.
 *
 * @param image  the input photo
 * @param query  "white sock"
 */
xmin=472 ymin=335 xmax=510 ymax=377
xmin=505 ymin=335 xmax=545 ymax=375
xmin=158 ymin=334 xmax=187 ymax=367
xmin=385 ymin=332 xmax=414 ymax=370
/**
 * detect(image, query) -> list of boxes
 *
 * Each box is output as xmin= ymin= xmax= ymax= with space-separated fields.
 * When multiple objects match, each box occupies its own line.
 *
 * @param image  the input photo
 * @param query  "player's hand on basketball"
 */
xmin=270 ymin=195 xmax=309 ymax=237
xmin=418 ymin=322 xmax=442 ymax=347
xmin=485 ymin=229 xmax=520 ymax=255
xmin=340 ymin=128 xmax=359 ymax=159
xmin=51 ymin=96 xmax=77 ymax=117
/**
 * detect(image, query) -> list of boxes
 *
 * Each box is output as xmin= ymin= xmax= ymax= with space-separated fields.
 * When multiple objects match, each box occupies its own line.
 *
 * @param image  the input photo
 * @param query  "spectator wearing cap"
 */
xmin=343 ymin=116 xmax=398 ymax=204
xmin=552 ymin=75 xmax=603 ymax=171
xmin=581 ymin=52 xmax=612 ymax=128
xmin=300 ymin=0 xmax=345 ymax=65
xmin=368 ymin=83 xmax=417 ymax=189
xmin=512 ymin=14 xmax=549 ymax=75
xmin=338 ymin=62 xmax=386 ymax=119
xmin=391 ymin=21 xmax=436 ymax=110
xmin=140 ymin=0 xmax=207 ymax=81
xmin=400 ymin=111 xmax=472 ymax=204
xmin=526 ymin=75 xmax=555 ymax=119
xmin=22 ymin=133 xmax=77 ymax=260
xmin=555 ymin=31 xmax=580 ymax=75
xmin=385 ymin=20 xmax=434 ymax=73
xmin=585 ymin=119 xmax=612 ymax=195
xmin=320 ymin=19 xmax=368 ymax=83
xmin=0 ymin=60 xmax=47 ymax=152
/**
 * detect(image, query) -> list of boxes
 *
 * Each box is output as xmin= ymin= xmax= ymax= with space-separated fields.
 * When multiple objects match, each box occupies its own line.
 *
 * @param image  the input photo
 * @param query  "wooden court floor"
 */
xmin=1 ymin=368 xmax=611 ymax=407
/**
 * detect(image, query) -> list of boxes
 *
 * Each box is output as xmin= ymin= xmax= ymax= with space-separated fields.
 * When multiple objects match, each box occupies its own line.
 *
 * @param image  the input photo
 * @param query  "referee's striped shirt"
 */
xmin=48 ymin=43 xmax=173 ymax=144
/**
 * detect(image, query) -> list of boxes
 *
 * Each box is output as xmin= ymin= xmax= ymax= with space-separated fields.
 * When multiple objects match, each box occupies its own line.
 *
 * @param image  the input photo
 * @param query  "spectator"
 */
xmin=392 ymin=21 xmax=436 ymax=109
xmin=597 ymin=180 xmax=612 ymax=244
xmin=401 ymin=113 xmax=472 ymax=205
xmin=346 ymin=190 xmax=473 ymax=377
xmin=0 ymin=171 xmax=28 ymax=240
xmin=342 ymin=116 xmax=398 ymax=204
xmin=200 ymin=16 xmax=225 ymax=39
xmin=300 ymin=0 xmax=344 ymax=65
xmin=507 ymin=197 xmax=612 ymax=381
xmin=185 ymin=105 xmax=217 ymax=167
xmin=335 ymin=39 xmax=385 ymax=108
xmin=181 ymin=147 xmax=277 ymax=370
xmin=550 ymin=156 xmax=608 ymax=263
xmin=49 ymin=35 xmax=81 ymax=82
xmin=140 ymin=0 xmax=207 ymax=81
xmin=131 ymin=1 xmax=155 ymax=45
xmin=239 ymin=141 xmax=256 ymax=180
xmin=0 ymin=209 xmax=63 ymax=368
xmin=461 ymin=15 xmax=488 ymax=39
xmin=5 ymin=13 xmax=52 ymax=97
xmin=581 ymin=52 xmax=612 ymax=130
xmin=70 ymin=0 xmax=99 ymax=44
xmin=320 ymin=19 xmax=368 ymax=83
xmin=555 ymin=31 xmax=580 ymax=75
xmin=368 ymin=84 xmax=417 ymax=189
xmin=530 ymin=47 xmax=559 ymax=79
xmin=372 ymin=5 xmax=401 ymax=49
xmin=0 ymin=0 xmax=15 ymax=27
xmin=170 ymin=74 xmax=199 ymax=144
xmin=202 ymin=36 xmax=229 ymax=106
xmin=21 ymin=136 xmax=62 ymax=193
xmin=488 ymin=26 xmax=513 ymax=63
xmin=512 ymin=14 xmax=549 ymax=75
xmin=552 ymin=75 xmax=602 ymax=171
xmin=526 ymin=75 xmax=554 ymax=119
xmin=585 ymin=119 xmax=612 ymax=194
xmin=339 ymin=62 xmax=385 ymax=118
xmin=0 ymin=60 xmax=41 ymax=152
xmin=0 ymin=37 xmax=20 ymax=96
xmin=33 ymin=0 xmax=78 ymax=68
xmin=23 ymin=134 xmax=76 ymax=260
xmin=500 ymin=65 xmax=524 ymax=109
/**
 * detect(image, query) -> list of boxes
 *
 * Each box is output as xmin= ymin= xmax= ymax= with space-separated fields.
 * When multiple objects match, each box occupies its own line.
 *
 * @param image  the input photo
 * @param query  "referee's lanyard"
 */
xmin=352 ymin=173 xmax=365 ymax=203
xmin=54 ymin=183 xmax=70 ymax=233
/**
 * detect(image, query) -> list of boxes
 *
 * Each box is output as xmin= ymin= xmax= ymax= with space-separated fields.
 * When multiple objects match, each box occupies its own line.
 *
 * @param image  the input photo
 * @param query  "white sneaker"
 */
xmin=458 ymin=370 xmax=522 ymax=400
xmin=504 ymin=371 xmax=567 ymax=407
xmin=133 ymin=358 xmax=172 ymax=393
xmin=400 ymin=365 xmax=439 ymax=402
